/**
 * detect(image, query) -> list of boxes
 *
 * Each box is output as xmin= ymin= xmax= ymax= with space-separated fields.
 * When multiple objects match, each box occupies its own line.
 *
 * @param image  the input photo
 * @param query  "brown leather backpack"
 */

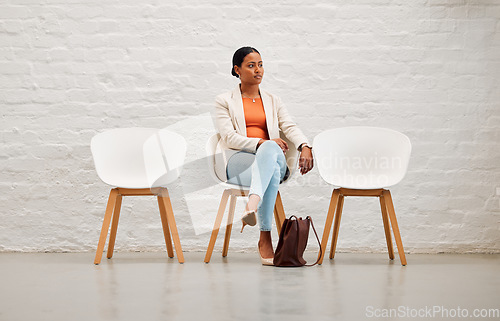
xmin=273 ymin=216 xmax=322 ymax=267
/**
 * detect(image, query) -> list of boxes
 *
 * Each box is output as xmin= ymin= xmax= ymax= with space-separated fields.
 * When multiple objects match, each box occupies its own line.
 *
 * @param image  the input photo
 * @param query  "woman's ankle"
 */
xmin=258 ymin=231 xmax=274 ymax=258
xmin=259 ymin=231 xmax=272 ymax=246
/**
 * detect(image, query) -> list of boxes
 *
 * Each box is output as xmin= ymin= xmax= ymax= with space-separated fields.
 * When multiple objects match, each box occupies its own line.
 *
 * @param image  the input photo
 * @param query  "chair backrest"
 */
xmin=206 ymin=132 xmax=223 ymax=183
xmin=280 ymin=131 xmax=299 ymax=178
xmin=313 ymin=126 xmax=411 ymax=189
xmin=91 ymin=128 xmax=186 ymax=189
xmin=206 ymin=132 xmax=299 ymax=184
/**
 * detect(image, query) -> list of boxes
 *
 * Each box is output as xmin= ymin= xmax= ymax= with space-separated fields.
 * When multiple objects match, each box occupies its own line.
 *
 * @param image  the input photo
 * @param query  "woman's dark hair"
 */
xmin=231 ymin=46 xmax=260 ymax=78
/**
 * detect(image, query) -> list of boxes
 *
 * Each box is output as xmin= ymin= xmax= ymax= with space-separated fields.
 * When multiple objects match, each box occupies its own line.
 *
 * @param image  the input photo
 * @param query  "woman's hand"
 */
xmin=258 ymin=138 xmax=288 ymax=153
xmin=299 ymin=147 xmax=313 ymax=175
xmin=272 ymin=138 xmax=288 ymax=153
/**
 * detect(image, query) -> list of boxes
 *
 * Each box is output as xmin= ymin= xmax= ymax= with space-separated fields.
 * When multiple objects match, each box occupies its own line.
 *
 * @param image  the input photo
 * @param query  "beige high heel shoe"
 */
xmin=240 ymin=210 xmax=257 ymax=233
xmin=258 ymin=241 xmax=274 ymax=266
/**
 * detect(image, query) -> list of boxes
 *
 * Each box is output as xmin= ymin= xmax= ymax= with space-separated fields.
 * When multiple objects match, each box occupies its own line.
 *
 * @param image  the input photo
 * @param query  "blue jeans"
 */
xmin=226 ymin=141 xmax=287 ymax=231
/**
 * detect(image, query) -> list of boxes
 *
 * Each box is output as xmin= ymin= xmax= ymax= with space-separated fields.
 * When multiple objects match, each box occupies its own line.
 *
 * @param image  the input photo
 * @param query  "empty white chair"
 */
xmin=204 ymin=133 xmax=299 ymax=263
xmin=313 ymin=126 xmax=411 ymax=265
xmin=91 ymin=128 xmax=186 ymax=264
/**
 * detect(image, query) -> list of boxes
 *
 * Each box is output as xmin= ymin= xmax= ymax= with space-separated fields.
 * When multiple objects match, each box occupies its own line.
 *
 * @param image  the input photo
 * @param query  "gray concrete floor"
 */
xmin=0 ymin=252 xmax=499 ymax=321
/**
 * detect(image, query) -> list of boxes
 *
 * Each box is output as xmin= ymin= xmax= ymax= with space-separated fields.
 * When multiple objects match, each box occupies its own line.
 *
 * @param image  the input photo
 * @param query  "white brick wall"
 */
xmin=1 ymin=0 xmax=499 ymax=254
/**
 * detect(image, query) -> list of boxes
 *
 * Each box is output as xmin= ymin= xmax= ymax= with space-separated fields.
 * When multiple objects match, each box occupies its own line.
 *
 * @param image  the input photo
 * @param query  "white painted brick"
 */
xmin=69 ymin=62 xmax=108 ymax=75
xmin=178 ymin=6 xmax=219 ymax=20
xmin=35 ymin=89 xmax=68 ymax=103
xmin=0 ymin=76 xmax=24 ymax=88
xmin=100 ymin=6 xmax=149 ymax=19
xmin=2 ymin=89 xmax=36 ymax=104
xmin=59 ymin=20 xmax=100 ymax=35
xmin=46 ymin=48 xmax=85 ymax=62
xmin=0 ymin=6 xmax=31 ymax=19
xmin=66 ymin=35 xmax=107 ymax=48
xmin=0 ymin=20 xmax=23 ymax=34
xmin=65 ymin=6 xmax=103 ymax=19
xmin=0 ymin=62 xmax=31 ymax=74
xmin=11 ymin=48 xmax=47 ymax=62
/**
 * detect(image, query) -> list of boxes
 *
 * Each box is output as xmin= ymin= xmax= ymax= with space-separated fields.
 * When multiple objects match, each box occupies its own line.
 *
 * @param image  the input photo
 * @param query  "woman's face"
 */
xmin=234 ymin=52 xmax=264 ymax=85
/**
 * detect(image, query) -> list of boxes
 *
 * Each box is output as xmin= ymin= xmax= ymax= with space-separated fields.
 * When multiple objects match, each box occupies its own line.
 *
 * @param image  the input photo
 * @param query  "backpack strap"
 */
xmin=305 ymin=216 xmax=322 ymax=267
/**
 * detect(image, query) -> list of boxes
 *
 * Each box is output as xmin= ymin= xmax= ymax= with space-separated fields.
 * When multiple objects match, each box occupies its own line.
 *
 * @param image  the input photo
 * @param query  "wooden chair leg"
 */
xmin=318 ymin=189 xmax=341 ymax=264
xmin=382 ymin=190 xmax=407 ymax=266
xmin=159 ymin=191 xmax=184 ymax=264
xmin=106 ymin=194 xmax=123 ymax=259
xmin=222 ymin=194 xmax=237 ymax=257
xmin=274 ymin=191 xmax=286 ymax=234
xmin=379 ymin=195 xmax=394 ymax=260
xmin=94 ymin=189 xmax=119 ymax=265
xmin=204 ymin=190 xmax=230 ymax=263
xmin=329 ymin=194 xmax=345 ymax=259
xmin=158 ymin=195 xmax=174 ymax=258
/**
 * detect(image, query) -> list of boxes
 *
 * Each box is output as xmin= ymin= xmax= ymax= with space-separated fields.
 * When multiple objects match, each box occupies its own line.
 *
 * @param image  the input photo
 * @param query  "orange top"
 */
xmin=243 ymin=98 xmax=269 ymax=140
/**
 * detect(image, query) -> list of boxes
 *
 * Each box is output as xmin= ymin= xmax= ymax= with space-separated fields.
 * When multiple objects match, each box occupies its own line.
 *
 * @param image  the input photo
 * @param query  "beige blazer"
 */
xmin=214 ymin=86 xmax=309 ymax=181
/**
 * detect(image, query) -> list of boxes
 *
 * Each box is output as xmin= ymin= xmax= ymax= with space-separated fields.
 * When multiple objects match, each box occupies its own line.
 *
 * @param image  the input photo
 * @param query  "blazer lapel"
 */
xmin=260 ymin=90 xmax=276 ymax=139
xmin=231 ymin=86 xmax=247 ymax=136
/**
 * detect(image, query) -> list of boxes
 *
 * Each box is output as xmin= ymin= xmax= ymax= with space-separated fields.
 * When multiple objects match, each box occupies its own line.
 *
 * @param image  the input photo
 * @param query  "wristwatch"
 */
xmin=299 ymin=143 xmax=312 ymax=151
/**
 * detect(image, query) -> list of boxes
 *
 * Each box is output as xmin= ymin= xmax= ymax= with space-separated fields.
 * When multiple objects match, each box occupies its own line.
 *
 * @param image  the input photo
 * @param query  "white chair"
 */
xmin=204 ymin=133 xmax=299 ymax=263
xmin=91 ymin=128 xmax=186 ymax=264
xmin=313 ymin=126 xmax=411 ymax=265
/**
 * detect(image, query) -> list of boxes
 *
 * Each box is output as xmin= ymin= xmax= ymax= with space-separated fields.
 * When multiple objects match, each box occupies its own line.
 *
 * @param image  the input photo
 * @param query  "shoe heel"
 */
xmin=240 ymin=211 xmax=256 ymax=233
